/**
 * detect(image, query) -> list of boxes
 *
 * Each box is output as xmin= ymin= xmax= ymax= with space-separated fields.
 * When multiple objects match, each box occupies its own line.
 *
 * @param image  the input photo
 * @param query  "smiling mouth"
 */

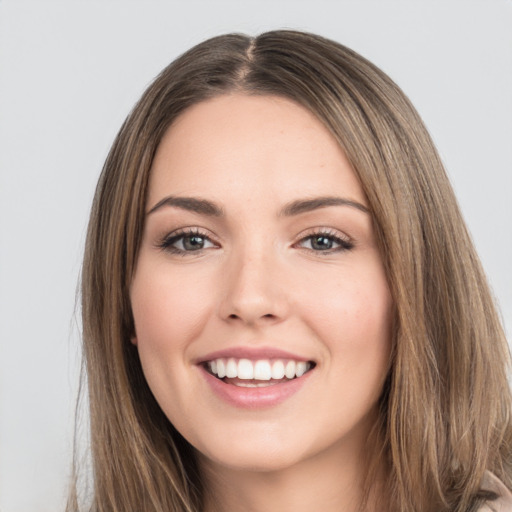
xmin=204 ymin=358 xmax=316 ymax=387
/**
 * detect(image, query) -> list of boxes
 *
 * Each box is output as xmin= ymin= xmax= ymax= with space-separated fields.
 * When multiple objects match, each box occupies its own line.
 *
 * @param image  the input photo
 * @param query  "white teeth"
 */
xmin=216 ymin=359 xmax=226 ymax=378
xmin=254 ymin=360 xmax=272 ymax=380
xmin=271 ymin=360 xmax=285 ymax=379
xmin=206 ymin=357 xmax=313 ymax=381
xmin=296 ymin=361 xmax=307 ymax=377
xmin=226 ymin=358 xmax=238 ymax=378
xmin=237 ymin=359 xmax=254 ymax=379
xmin=285 ymin=360 xmax=296 ymax=379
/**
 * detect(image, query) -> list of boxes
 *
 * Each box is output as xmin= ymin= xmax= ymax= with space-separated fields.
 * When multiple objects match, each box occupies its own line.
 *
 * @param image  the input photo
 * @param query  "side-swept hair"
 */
xmin=69 ymin=30 xmax=512 ymax=512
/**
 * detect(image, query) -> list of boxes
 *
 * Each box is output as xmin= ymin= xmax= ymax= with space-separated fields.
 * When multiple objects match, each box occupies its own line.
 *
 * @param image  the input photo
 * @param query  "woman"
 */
xmin=69 ymin=30 xmax=512 ymax=511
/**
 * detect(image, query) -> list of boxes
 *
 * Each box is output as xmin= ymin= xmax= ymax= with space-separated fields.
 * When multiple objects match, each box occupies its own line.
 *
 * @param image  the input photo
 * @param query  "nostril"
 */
xmin=227 ymin=313 xmax=276 ymax=321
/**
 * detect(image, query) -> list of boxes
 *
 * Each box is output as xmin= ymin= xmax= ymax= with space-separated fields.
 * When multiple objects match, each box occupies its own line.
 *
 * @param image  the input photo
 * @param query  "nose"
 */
xmin=218 ymin=246 xmax=289 ymax=327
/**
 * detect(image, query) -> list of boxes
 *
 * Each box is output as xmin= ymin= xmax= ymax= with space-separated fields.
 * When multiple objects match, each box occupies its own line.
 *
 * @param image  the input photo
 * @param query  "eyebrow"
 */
xmin=148 ymin=196 xmax=224 ymax=216
xmin=147 ymin=195 xmax=369 ymax=217
xmin=279 ymin=196 xmax=369 ymax=216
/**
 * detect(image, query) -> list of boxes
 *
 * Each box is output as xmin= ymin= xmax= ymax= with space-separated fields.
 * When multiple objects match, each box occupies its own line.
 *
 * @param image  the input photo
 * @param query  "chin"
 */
xmin=198 ymin=444 xmax=306 ymax=474
xmin=189 ymin=426 xmax=310 ymax=473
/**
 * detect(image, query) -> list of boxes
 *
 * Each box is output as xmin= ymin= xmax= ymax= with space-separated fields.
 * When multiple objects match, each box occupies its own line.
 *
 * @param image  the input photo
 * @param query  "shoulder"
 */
xmin=477 ymin=472 xmax=512 ymax=512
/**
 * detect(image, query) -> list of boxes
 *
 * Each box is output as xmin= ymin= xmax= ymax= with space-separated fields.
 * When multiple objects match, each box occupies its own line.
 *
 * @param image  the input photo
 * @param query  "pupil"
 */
xmin=312 ymin=236 xmax=332 ymax=250
xmin=184 ymin=235 xmax=204 ymax=250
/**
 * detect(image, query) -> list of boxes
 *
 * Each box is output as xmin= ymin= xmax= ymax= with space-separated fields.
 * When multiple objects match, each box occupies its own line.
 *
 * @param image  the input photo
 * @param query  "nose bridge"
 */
xmin=219 ymin=236 xmax=287 ymax=324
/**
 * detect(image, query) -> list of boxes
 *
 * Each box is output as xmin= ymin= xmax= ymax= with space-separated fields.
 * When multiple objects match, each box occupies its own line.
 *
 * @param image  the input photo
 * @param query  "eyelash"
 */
xmin=156 ymin=228 xmax=216 ymax=255
xmin=296 ymin=228 xmax=354 ymax=254
xmin=156 ymin=228 xmax=354 ymax=255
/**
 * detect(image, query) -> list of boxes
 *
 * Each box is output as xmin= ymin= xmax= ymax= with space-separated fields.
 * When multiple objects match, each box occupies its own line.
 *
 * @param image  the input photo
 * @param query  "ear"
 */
xmin=130 ymin=336 xmax=138 ymax=346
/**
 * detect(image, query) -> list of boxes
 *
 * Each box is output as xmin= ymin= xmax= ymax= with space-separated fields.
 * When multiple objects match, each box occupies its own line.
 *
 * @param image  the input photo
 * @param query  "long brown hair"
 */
xmin=69 ymin=30 xmax=512 ymax=512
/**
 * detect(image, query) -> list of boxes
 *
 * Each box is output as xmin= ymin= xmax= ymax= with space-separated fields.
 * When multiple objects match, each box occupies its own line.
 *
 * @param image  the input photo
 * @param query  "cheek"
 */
xmin=129 ymin=263 xmax=219 ymax=420
xmin=299 ymin=261 xmax=392 ymax=371
xmin=130 ymin=263 xmax=215 ymax=364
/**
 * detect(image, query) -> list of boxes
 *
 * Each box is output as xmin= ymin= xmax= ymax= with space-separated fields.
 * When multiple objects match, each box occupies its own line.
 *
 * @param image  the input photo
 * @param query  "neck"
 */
xmin=199 ymin=427 xmax=387 ymax=512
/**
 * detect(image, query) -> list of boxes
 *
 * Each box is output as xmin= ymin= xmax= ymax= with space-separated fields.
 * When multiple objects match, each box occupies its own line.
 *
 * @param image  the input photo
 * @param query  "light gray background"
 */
xmin=1 ymin=1 xmax=511 ymax=511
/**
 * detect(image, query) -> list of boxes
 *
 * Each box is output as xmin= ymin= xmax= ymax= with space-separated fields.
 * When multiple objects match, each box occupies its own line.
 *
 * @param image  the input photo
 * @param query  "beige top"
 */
xmin=478 ymin=472 xmax=512 ymax=512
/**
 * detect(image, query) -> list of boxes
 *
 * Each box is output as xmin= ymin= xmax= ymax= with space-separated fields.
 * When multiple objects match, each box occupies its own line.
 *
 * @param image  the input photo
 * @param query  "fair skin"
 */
xmin=130 ymin=94 xmax=392 ymax=512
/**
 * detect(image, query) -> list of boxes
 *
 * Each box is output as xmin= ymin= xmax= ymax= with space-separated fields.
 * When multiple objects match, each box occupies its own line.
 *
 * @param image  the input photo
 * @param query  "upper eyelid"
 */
xmin=293 ymin=227 xmax=355 ymax=254
xmin=294 ymin=226 xmax=352 ymax=243
xmin=156 ymin=227 xmax=219 ymax=249
xmin=164 ymin=227 xmax=216 ymax=240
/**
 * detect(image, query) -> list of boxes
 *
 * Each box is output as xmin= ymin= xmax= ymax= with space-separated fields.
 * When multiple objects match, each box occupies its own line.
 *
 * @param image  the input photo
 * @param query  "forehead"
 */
xmin=148 ymin=94 xmax=366 ymax=209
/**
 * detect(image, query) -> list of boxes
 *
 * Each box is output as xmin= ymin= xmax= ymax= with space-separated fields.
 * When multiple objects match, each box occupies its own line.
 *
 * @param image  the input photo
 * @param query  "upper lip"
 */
xmin=196 ymin=346 xmax=313 ymax=364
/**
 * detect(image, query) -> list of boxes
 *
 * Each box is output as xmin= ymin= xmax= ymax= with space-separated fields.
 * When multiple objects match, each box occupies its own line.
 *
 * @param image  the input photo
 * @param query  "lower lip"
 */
xmin=199 ymin=366 xmax=313 ymax=409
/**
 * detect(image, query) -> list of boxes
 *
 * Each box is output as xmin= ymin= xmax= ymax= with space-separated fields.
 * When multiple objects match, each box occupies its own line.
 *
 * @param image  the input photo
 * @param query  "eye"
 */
xmin=297 ymin=230 xmax=353 ymax=253
xmin=157 ymin=229 xmax=218 ymax=254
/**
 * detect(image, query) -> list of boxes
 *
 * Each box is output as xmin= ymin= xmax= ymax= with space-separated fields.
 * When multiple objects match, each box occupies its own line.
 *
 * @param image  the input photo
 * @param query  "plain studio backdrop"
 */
xmin=0 ymin=1 xmax=511 ymax=511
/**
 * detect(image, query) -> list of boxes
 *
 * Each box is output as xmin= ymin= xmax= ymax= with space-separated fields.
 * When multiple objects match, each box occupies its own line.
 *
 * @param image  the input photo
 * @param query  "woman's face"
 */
xmin=130 ymin=94 xmax=392 ymax=472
